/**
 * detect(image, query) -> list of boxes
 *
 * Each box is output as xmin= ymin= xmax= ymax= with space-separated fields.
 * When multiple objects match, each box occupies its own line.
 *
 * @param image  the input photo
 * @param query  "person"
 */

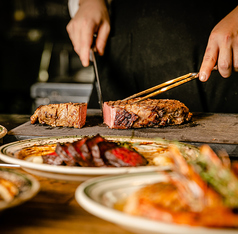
xmin=67 ymin=0 xmax=238 ymax=112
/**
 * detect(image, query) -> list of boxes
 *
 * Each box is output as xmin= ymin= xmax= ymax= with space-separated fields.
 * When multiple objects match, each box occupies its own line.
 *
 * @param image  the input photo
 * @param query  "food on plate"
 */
xmin=103 ymin=98 xmax=192 ymax=129
xmin=30 ymin=102 xmax=87 ymax=128
xmin=0 ymin=169 xmax=32 ymax=202
xmin=16 ymin=134 xmax=148 ymax=167
xmin=14 ymin=135 xmax=199 ymax=168
xmin=123 ymin=144 xmax=238 ymax=227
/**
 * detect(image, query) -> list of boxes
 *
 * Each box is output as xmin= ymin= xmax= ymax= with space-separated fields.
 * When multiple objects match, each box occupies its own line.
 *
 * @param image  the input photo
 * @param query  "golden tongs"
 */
xmin=123 ymin=66 xmax=217 ymax=103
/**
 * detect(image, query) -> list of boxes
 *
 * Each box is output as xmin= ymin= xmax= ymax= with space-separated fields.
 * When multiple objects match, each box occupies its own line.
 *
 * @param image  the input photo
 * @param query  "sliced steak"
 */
xmin=41 ymin=134 xmax=148 ymax=168
xmin=30 ymin=102 xmax=87 ymax=129
xmin=103 ymin=98 xmax=192 ymax=129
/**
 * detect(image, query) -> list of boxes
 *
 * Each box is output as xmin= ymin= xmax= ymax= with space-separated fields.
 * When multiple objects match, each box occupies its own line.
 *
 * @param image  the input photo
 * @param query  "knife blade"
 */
xmin=90 ymin=34 xmax=103 ymax=112
xmin=91 ymin=49 xmax=103 ymax=112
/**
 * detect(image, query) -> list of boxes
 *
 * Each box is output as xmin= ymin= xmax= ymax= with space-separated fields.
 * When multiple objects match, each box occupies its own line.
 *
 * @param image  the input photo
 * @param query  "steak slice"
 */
xmin=55 ymin=143 xmax=77 ymax=166
xmin=91 ymin=141 xmax=118 ymax=167
xmin=103 ymin=98 xmax=192 ymax=129
xmin=70 ymin=137 xmax=95 ymax=167
xmin=104 ymin=147 xmax=148 ymax=167
xmin=30 ymin=102 xmax=87 ymax=129
xmin=80 ymin=134 xmax=106 ymax=166
xmin=42 ymin=152 xmax=64 ymax=165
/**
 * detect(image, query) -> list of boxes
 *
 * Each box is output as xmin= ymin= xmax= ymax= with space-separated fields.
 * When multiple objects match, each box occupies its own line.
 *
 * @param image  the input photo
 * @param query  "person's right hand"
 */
xmin=66 ymin=0 xmax=110 ymax=67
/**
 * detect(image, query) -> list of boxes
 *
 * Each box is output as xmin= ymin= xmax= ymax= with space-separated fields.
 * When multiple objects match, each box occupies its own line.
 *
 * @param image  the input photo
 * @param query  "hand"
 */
xmin=199 ymin=6 xmax=238 ymax=82
xmin=66 ymin=0 xmax=110 ymax=67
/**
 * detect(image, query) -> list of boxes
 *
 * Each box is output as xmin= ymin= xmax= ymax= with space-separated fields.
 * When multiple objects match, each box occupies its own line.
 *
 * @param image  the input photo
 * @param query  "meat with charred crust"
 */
xmin=103 ymin=98 xmax=192 ymax=129
xmin=30 ymin=102 xmax=87 ymax=128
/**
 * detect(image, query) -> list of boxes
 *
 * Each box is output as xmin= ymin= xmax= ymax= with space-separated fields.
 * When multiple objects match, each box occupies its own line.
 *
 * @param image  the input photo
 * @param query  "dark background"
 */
xmin=0 ymin=0 xmax=84 ymax=114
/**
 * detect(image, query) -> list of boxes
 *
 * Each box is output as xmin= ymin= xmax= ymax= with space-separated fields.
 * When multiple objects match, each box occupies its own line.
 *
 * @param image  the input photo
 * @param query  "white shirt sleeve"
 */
xmin=68 ymin=0 xmax=112 ymax=18
xmin=68 ymin=0 xmax=80 ymax=18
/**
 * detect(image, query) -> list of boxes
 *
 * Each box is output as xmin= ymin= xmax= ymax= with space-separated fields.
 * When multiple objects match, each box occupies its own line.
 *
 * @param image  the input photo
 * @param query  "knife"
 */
xmin=91 ymin=35 xmax=103 ymax=112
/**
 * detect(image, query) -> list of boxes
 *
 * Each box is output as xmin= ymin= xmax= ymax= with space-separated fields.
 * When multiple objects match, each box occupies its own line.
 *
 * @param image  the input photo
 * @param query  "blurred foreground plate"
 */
xmin=0 ymin=168 xmax=40 ymax=211
xmin=75 ymin=172 xmax=238 ymax=234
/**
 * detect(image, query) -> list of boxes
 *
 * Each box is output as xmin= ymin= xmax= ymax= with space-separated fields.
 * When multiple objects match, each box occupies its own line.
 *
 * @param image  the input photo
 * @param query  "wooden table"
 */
xmin=0 ymin=114 xmax=133 ymax=234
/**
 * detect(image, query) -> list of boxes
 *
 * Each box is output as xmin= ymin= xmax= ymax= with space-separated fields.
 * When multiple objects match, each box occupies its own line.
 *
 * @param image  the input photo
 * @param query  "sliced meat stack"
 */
xmin=103 ymin=98 xmax=192 ymax=129
xmin=30 ymin=102 xmax=87 ymax=128
xmin=42 ymin=134 xmax=148 ymax=167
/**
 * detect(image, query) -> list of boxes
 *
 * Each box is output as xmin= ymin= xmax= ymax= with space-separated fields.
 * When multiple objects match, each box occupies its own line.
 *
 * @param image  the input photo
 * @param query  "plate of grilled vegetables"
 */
xmin=75 ymin=144 xmax=238 ymax=234
xmin=0 ymin=134 xmax=199 ymax=181
xmin=0 ymin=168 xmax=40 ymax=211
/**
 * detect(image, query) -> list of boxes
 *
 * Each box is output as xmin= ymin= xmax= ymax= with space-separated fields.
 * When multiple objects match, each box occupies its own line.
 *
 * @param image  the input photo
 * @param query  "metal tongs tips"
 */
xmin=123 ymin=66 xmax=217 ymax=103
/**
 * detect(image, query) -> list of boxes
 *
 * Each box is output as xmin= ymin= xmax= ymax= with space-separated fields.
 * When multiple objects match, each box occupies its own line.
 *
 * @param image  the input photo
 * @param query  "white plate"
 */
xmin=75 ymin=172 xmax=238 ymax=234
xmin=0 ymin=168 xmax=40 ymax=211
xmin=0 ymin=135 xmax=177 ymax=181
xmin=0 ymin=125 xmax=7 ymax=139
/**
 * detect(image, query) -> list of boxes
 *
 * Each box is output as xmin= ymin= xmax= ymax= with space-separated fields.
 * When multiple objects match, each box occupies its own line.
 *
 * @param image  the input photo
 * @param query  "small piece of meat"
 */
xmin=42 ymin=152 xmax=64 ymax=165
xmin=67 ymin=102 xmax=87 ymax=128
xmin=91 ymin=141 xmax=118 ymax=167
xmin=30 ymin=102 xmax=87 ymax=128
xmin=71 ymin=137 xmax=94 ymax=166
xmin=104 ymin=147 xmax=148 ymax=167
xmin=55 ymin=143 xmax=77 ymax=166
xmin=103 ymin=98 xmax=192 ymax=129
xmin=80 ymin=134 xmax=106 ymax=166
xmin=67 ymin=144 xmax=92 ymax=167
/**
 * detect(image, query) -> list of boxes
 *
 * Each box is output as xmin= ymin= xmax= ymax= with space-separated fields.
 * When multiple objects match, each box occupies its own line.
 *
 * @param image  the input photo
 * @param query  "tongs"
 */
xmin=123 ymin=66 xmax=217 ymax=103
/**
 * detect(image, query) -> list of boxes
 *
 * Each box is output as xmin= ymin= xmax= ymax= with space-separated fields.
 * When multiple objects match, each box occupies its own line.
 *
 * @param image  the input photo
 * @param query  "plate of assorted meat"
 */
xmin=75 ymin=145 xmax=238 ymax=234
xmin=0 ymin=134 xmax=199 ymax=181
xmin=0 ymin=168 xmax=40 ymax=211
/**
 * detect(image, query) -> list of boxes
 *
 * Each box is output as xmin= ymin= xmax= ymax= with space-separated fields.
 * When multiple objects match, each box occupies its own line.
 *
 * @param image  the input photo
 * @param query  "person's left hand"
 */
xmin=199 ymin=6 xmax=238 ymax=82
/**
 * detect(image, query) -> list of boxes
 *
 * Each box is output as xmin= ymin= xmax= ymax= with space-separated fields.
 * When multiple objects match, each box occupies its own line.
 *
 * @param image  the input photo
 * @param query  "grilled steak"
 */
xmin=30 ymin=102 xmax=87 ymax=128
xmin=103 ymin=98 xmax=192 ymax=129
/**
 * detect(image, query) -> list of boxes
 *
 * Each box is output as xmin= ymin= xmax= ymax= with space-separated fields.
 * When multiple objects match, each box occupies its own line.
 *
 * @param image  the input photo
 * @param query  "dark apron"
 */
xmin=89 ymin=1 xmax=238 ymax=113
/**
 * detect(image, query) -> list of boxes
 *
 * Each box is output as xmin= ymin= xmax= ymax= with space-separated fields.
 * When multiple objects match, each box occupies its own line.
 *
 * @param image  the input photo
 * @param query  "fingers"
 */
xmin=199 ymin=32 xmax=234 ymax=82
xmin=199 ymin=38 xmax=218 ymax=82
xmin=217 ymin=42 xmax=233 ymax=78
xmin=199 ymin=6 xmax=238 ymax=81
xmin=96 ymin=22 xmax=110 ymax=56
xmin=79 ymin=21 xmax=96 ymax=67
xmin=66 ymin=0 xmax=110 ymax=67
xmin=233 ymin=40 xmax=238 ymax=72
